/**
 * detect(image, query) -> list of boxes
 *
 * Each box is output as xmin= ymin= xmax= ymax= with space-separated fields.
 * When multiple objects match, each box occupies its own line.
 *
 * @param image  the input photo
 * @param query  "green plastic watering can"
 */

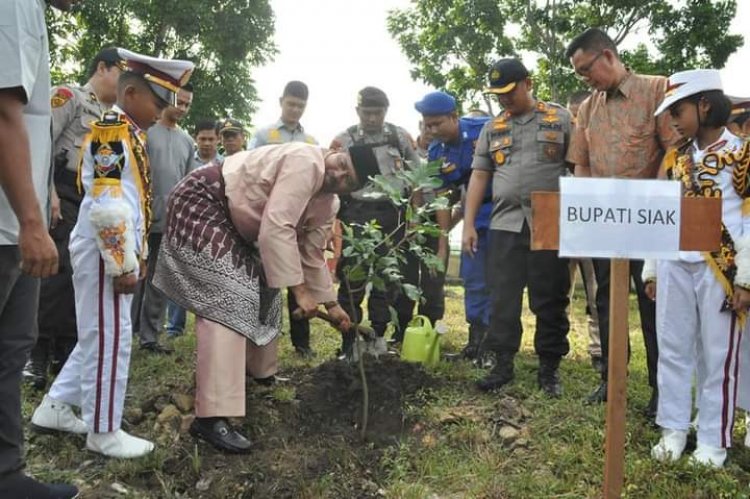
xmin=400 ymin=315 xmax=440 ymax=366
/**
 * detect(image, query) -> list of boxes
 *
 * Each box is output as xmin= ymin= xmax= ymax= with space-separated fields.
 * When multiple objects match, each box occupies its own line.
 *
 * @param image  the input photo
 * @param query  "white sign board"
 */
xmin=559 ymin=178 xmax=681 ymax=260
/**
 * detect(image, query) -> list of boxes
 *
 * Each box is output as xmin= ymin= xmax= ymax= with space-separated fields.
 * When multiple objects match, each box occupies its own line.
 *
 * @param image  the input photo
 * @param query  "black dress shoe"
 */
xmin=190 ymin=417 xmax=252 ymax=454
xmin=140 ymin=342 xmax=174 ymax=354
xmin=294 ymin=346 xmax=316 ymax=359
xmin=645 ymin=387 xmax=658 ymax=420
xmin=0 ymin=472 xmax=78 ymax=499
xmin=586 ymin=381 xmax=608 ymax=404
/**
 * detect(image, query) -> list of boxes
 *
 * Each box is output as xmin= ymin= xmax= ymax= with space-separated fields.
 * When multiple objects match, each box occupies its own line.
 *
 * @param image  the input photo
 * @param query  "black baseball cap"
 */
xmin=357 ymin=86 xmax=389 ymax=108
xmin=485 ymin=58 xmax=530 ymax=95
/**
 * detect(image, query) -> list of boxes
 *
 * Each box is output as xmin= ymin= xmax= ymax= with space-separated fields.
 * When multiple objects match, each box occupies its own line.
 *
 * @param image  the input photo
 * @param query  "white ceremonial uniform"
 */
xmin=740 ymin=334 xmax=750 ymax=412
xmin=48 ymin=108 xmax=148 ymax=433
xmin=656 ymin=129 xmax=750 ymax=448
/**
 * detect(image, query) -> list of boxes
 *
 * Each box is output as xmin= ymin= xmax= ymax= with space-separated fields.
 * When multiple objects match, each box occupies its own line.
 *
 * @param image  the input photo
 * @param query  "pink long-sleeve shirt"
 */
xmin=222 ymin=142 xmax=338 ymax=302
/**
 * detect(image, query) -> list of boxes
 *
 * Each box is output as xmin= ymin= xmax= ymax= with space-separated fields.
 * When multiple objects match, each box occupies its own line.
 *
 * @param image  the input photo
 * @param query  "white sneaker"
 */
xmin=86 ymin=430 xmax=154 ymax=458
xmin=651 ymin=428 xmax=688 ymax=462
xmin=690 ymin=442 xmax=727 ymax=468
xmin=31 ymin=395 xmax=88 ymax=434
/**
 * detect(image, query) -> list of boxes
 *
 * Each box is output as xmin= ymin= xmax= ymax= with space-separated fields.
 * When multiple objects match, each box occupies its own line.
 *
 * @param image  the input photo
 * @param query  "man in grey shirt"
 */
xmin=132 ymin=84 xmax=196 ymax=354
xmin=0 ymin=0 xmax=79 ymax=496
xmin=463 ymin=59 xmax=572 ymax=398
xmin=249 ymin=80 xmax=317 ymax=148
xmin=249 ymin=81 xmax=319 ymax=357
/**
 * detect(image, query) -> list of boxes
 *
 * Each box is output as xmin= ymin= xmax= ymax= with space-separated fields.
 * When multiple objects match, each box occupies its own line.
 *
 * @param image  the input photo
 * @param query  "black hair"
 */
xmin=194 ymin=119 xmax=218 ymax=135
xmin=567 ymin=90 xmax=591 ymax=106
xmin=675 ymin=90 xmax=732 ymax=128
xmin=117 ymin=71 xmax=169 ymax=108
xmin=182 ymin=82 xmax=194 ymax=93
xmin=731 ymin=111 xmax=750 ymax=127
xmin=565 ymin=28 xmax=618 ymax=59
xmin=118 ymin=71 xmax=149 ymax=92
xmin=87 ymin=47 xmax=121 ymax=79
xmin=282 ymin=80 xmax=309 ymax=100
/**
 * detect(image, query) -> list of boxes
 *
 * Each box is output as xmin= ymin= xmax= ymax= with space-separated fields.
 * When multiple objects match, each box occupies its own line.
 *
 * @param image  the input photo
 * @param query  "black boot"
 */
xmin=23 ymin=338 xmax=49 ymax=390
xmin=476 ymin=353 xmax=514 ymax=392
xmin=538 ymin=356 xmax=562 ymax=398
xmin=461 ymin=322 xmax=487 ymax=360
xmin=190 ymin=417 xmax=252 ymax=454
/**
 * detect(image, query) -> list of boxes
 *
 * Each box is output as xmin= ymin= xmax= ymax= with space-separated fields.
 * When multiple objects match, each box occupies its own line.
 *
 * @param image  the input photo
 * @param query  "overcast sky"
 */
xmin=250 ymin=0 xmax=750 ymax=146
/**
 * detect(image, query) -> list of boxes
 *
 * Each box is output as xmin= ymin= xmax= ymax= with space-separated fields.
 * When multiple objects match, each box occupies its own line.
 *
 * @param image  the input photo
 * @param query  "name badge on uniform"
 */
xmin=490 ymin=136 xmax=512 ymax=150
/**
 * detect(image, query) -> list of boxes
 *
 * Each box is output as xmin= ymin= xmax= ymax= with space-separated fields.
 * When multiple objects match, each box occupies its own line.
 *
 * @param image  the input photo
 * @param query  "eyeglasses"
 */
xmin=574 ymin=52 xmax=604 ymax=80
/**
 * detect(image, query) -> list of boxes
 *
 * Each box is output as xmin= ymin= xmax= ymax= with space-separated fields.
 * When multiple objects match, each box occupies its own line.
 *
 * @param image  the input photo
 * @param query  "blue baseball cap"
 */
xmin=415 ymin=91 xmax=457 ymax=116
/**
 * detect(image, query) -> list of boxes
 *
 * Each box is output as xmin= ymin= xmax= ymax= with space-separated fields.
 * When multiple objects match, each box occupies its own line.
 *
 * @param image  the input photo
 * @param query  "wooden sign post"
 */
xmin=531 ymin=190 xmax=721 ymax=499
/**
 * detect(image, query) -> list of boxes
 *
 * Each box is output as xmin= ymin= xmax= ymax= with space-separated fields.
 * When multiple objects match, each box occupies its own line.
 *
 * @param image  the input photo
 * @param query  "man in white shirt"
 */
xmin=0 ymin=0 xmax=80 ymax=496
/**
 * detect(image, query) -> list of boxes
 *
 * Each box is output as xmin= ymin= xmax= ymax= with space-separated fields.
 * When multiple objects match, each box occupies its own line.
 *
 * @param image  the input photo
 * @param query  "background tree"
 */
xmin=387 ymin=0 xmax=743 ymax=108
xmin=46 ymin=0 xmax=277 ymax=129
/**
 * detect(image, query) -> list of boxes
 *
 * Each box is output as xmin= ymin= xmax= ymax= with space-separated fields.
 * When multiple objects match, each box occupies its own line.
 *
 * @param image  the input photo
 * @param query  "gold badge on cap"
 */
xmin=491 ymin=69 xmax=501 ymax=81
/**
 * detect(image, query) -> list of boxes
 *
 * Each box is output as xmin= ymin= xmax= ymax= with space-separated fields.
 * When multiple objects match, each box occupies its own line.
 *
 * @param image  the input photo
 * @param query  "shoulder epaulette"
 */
xmin=90 ymin=111 xmax=129 ymax=144
xmin=491 ymin=113 xmax=509 ymax=131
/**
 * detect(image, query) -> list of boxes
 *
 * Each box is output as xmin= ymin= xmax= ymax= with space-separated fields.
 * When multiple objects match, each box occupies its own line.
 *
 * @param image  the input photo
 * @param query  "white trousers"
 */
xmin=48 ymin=237 xmax=133 ymax=433
xmin=740 ymin=332 xmax=750 ymax=411
xmin=656 ymin=260 xmax=744 ymax=448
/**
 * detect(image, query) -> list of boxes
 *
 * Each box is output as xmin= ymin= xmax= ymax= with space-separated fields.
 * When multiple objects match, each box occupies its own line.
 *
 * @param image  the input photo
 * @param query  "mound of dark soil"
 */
xmin=296 ymin=356 xmax=437 ymax=444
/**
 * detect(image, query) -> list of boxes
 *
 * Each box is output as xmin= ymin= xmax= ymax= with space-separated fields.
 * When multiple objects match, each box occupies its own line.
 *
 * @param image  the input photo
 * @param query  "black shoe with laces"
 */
xmin=23 ymin=360 xmax=48 ymax=391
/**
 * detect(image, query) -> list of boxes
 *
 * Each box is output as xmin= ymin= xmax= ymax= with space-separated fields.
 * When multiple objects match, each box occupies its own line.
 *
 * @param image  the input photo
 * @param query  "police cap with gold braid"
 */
xmin=117 ymin=48 xmax=194 ymax=107
xmin=485 ymin=59 xmax=530 ymax=95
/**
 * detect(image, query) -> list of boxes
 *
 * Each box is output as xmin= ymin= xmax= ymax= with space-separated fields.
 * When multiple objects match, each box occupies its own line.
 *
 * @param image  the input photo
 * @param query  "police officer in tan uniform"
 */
xmin=24 ymin=48 xmax=123 ymax=389
xmin=463 ymin=59 xmax=572 ymax=397
xmin=330 ymin=87 xmax=422 ymax=357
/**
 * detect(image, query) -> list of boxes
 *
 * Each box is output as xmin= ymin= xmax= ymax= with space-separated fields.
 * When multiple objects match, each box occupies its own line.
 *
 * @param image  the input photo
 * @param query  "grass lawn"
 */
xmin=23 ymin=285 xmax=750 ymax=498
